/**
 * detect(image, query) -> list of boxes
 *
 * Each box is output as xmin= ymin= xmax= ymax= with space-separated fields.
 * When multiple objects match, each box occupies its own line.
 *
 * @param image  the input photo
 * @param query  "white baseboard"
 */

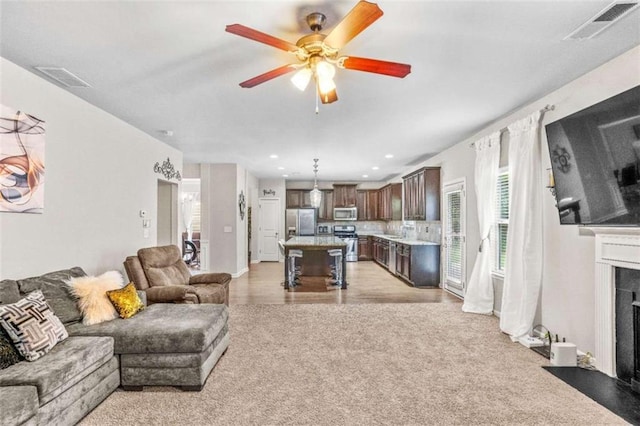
xmin=250 ymin=260 xmax=260 ymax=264
xmin=493 ymin=309 xmax=501 ymax=318
xmin=232 ymin=267 xmax=249 ymax=278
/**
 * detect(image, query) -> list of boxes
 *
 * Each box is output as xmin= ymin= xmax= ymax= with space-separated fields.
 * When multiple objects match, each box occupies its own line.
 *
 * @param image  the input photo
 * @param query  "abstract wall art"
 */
xmin=0 ymin=105 xmax=45 ymax=213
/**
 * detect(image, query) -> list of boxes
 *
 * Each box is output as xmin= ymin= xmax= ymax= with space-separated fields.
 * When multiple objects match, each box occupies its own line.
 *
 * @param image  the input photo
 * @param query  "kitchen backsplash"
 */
xmin=386 ymin=220 xmax=442 ymax=243
xmin=318 ymin=220 xmax=441 ymax=243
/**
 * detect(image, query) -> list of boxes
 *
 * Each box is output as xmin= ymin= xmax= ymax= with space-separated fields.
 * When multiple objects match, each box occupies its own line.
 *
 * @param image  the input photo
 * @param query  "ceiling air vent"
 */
xmin=564 ymin=1 xmax=639 ymax=40
xmin=34 ymin=67 xmax=92 ymax=88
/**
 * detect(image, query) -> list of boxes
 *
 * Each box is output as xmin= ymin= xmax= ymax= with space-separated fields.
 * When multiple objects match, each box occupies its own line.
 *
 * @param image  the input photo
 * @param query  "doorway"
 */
xmin=259 ymin=198 xmax=280 ymax=262
xmin=157 ymin=180 xmax=178 ymax=246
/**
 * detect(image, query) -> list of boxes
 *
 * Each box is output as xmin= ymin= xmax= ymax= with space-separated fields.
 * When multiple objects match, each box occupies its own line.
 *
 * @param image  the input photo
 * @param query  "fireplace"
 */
xmin=615 ymin=267 xmax=640 ymax=391
xmin=593 ymin=228 xmax=640 ymax=378
xmin=634 ymin=302 xmax=640 ymax=392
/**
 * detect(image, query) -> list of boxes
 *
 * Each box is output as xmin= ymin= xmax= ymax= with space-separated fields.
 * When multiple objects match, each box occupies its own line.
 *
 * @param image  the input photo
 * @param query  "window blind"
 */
xmin=495 ymin=171 xmax=509 ymax=272
xmin=446 ymin=190 xmax=462 ymax=283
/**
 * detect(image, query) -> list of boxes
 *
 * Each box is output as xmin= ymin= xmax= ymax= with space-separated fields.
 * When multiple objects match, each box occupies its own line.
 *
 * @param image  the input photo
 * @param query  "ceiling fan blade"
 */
xmin=322 ymin=1 xmax=383 ymax=50
xmin=319 ymin=88 xmax=338 ymax=104
xmin=225 ymin=24 xmax=298 ymax=52
xmin=239 ymin=64 xmax=297 ymax=88
xmin=339 ymin=56 xmax=411 ymax=78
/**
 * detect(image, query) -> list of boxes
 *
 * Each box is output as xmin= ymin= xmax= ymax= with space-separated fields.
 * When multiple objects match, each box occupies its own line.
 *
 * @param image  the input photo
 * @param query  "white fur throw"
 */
xmin=67 ymin=271 xmax=124 ymax=325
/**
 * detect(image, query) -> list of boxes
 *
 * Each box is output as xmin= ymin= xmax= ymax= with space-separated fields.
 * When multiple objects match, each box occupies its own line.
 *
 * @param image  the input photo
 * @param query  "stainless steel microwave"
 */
xmin=333 ymin=207 xmax=357 ymax=221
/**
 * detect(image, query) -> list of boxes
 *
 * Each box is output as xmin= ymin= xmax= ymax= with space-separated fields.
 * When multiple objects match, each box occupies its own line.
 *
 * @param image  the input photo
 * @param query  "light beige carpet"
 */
xmin=81 ymin=303 xmax=624 ymax=425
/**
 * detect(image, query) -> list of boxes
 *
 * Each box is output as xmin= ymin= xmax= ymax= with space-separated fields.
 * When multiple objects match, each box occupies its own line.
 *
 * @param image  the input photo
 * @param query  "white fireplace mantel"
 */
xmin=588 ymin=227 xmax=640 ymax=377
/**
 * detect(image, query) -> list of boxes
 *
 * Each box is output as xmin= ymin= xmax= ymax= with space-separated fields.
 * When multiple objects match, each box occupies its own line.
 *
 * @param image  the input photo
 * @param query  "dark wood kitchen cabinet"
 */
xmin=356 ymin=190 xmax=379 ymax=220
xmin=286 ymin=190 xmax=302 ymax=208
xmin=358 ymin=236 xmax=373 ymax=261
xmin=318 ymin=190 xmax=333 ymax=220
xmin=333 ymin=184 xmax=357 ymax=208
xmin=378 ymin=183 xmax=402 ymax=221
xmin=373 ymin=237 xmax=389 ymax=266
xmin=403 ymin=167 xmax=440 ymax=221
xmin=395 ymin=242 xmax=440 ymax=287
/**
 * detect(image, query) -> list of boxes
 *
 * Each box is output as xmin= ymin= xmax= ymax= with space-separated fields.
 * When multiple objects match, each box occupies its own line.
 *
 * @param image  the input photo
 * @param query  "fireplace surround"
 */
xmin=593 ymin=228 xmax=640 ymax=379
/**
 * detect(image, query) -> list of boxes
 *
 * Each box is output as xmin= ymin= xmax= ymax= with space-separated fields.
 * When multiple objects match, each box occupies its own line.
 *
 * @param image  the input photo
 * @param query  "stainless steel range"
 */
xmin=333 ymin=225 xmax=358 ymax=262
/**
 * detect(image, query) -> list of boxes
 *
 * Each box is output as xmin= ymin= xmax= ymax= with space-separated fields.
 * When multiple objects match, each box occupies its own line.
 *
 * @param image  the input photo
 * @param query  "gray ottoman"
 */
xmin=67 ymin=303 xmax=229 ymax=391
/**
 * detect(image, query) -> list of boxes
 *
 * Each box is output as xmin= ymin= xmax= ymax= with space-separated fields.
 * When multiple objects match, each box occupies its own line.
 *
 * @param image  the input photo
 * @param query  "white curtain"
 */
xmin=500 ymin=111 xmax=543 ymax=339
xmin=462 ymin=132 xmax=501 ymax=314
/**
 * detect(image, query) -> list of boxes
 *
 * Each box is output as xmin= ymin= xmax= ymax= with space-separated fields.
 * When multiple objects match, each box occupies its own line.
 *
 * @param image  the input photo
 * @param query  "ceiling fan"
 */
xmin=225 ymin=1 xmax=411 ymax=105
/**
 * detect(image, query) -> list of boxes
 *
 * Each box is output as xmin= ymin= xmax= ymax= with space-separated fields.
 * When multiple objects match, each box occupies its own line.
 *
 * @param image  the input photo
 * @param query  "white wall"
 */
xmin=406 ymin=45 xmax=640 ymax=355
xmin=0 ymin=57 xmax=183 ymax=279
xmin=199 ymin=163 xmax=255 ymax=276
xmin=246 ymin=172 xmax=260 ymax=263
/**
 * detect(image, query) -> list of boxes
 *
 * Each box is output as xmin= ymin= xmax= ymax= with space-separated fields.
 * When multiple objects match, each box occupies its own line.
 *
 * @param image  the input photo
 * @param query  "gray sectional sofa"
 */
xmin=0 ymin=267 xmax=230 ymax=426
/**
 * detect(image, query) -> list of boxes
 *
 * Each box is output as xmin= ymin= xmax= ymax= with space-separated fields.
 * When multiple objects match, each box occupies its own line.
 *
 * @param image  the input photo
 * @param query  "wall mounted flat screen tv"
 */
xmin=545 ymin=85 xmax=640 ymax=226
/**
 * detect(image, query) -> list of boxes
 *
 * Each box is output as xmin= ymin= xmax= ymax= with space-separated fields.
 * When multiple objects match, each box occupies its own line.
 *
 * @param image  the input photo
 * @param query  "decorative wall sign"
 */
xmin=0 ymin=105 xmax=46 ymax=213
xmin=263 ymin=189 xmax=276 ymax=196
xmin=238 ymin=191 xmax=246 ymax=220
xmin=551 ymin=146 xmax=571 ymax=174
xmin=153 ymin=157 xmax=182 ymax=181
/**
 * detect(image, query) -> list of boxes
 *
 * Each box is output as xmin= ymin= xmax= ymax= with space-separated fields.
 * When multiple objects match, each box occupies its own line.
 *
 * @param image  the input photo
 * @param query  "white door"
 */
xmin=259 ymin=198 xmax=280 ymax=261
xmin=442 ymin=180 xmax=466 ymax=297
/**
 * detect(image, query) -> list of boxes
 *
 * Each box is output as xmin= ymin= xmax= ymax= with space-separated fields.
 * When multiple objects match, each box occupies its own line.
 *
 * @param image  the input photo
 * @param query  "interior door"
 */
xmin=442 ymin=180 xmax=466 ymax=297
xmin=259 ymin=198 xmax=281 ymax=262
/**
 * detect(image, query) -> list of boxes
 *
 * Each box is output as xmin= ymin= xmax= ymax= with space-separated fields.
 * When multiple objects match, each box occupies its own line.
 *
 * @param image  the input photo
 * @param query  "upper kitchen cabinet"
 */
xmin=356 ymin=190 xmax=379 ymax=220
xmin=378 ymin=183 xmax=402 ymax=221
xmin=318 ymin=190 xmax=334 ymax=220
xmin=333 ymin=184 xmax=357 ymax=208
xmin=286 ymin=189 xmax=311 ymax=208
xmin=403 ymin=167 xmax=440 ymax=221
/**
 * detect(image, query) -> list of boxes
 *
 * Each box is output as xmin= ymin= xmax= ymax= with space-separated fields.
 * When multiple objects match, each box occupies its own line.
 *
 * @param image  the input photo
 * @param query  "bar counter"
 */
xmin=283 ymin=236 xmax=347 ymax=289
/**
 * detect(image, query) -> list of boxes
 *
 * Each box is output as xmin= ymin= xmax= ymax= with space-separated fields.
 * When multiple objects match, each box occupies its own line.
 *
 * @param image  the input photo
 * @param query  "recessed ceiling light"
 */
xmin=282 ymin=174 xmax=288 ymax=177
xmin=372 ymin=166 xmax=379 ymax=170
xmin=385 ymin=154 xmax=394 ymax=159
xmin=277 ymin=166 xmax=285 ymax=170
xmin=159 ymin=130 xmax=174 ymax=137
xmin=362 ymin=174 xmax=369 ymax=178
xmin=270 ymin=154 xmax=278 ymax=159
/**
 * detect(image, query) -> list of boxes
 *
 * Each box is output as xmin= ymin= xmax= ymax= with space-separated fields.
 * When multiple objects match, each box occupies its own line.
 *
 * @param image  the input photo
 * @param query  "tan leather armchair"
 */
xmin=123 ymin=245 xmax=231 ymax=305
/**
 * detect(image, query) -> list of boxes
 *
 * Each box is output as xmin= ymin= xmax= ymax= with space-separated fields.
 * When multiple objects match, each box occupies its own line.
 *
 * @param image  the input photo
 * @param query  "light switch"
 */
xmin=139 ymin=210 xmax=147 ymax=218
xmin=224 ymin=226 xmax=232 ymax=233
xmin=143 ymin=219 xmax=151 ymax=228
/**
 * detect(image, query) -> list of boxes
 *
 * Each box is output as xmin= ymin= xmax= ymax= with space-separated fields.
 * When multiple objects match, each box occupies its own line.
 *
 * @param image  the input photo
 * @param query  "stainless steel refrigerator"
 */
xmin=285 ymin=208 xmax=317 ymax=239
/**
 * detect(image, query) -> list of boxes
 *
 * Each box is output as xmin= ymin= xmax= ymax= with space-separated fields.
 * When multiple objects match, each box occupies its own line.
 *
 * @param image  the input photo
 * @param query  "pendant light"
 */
xmin=310 ymin=158 xmax=322 ymax=208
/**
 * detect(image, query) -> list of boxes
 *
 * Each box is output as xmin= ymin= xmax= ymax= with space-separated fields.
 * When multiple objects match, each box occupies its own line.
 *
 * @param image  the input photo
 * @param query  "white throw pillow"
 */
xmin=67 ymin=271 xmax=124 ymax=325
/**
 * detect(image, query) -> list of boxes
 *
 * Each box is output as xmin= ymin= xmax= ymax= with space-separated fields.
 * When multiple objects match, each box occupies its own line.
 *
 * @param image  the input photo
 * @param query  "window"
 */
xmin=494 ymin=169 xmax=509 ymax=274
xmin=443 ymin=180 xmax=465 ymax=297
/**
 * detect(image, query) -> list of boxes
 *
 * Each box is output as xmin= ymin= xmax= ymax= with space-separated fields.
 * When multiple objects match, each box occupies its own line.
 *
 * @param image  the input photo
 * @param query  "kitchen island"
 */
xmin=283 ymin=236 xmax=348 ymax=290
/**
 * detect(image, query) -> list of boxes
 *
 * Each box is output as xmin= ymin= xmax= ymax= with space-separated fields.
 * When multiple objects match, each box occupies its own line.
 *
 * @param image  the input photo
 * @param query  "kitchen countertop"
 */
xmin=362 ymin=234 xmax=441 ymax=246
xmin=284 ymin=236 xmax=347 ymax=247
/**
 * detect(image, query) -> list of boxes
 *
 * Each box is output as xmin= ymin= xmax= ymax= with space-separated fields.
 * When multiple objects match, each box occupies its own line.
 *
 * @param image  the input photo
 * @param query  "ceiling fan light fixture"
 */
xmin=315 ymin=60 xmax=335 ymax=80
xmin=317 ymin=77 xmax=336 ymax=95
xmin=291 ymin=67 xmax=312 ymax=91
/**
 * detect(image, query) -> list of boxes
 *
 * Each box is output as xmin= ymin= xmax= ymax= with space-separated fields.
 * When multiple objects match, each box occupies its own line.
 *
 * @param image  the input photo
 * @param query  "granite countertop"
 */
xmin=284 ymin=236 xmax=347 ymax=247
xmin=364 ymin=234 xmax=441 ymax=246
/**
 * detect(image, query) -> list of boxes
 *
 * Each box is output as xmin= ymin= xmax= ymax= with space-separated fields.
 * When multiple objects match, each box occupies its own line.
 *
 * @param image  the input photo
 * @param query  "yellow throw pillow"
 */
xmin=106 ymin=283 xmax=144 ymax=319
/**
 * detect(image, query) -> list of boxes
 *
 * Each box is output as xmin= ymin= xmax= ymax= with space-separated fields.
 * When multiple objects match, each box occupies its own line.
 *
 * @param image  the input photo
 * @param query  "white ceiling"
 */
xmin=1 ymin=1 xmax=639 ymax=182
